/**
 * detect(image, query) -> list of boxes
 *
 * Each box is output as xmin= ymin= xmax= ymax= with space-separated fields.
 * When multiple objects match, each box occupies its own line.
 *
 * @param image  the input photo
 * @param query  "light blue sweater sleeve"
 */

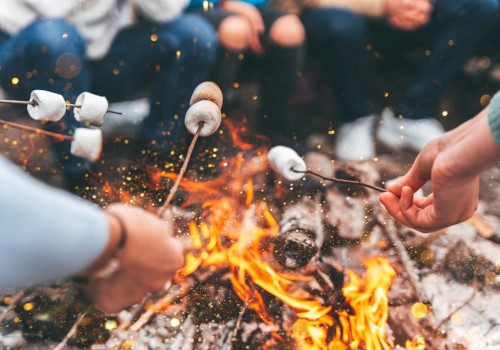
xmin=488 ymin=91 xmax=500 ymax=145
xmin=0 ymin=156 xmax=109 ymax=289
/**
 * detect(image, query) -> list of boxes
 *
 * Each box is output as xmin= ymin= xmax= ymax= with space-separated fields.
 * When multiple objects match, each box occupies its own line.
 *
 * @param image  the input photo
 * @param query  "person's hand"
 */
xmin=78 ymin=203 xmax=184 ymax=313
xmin=379 ymin=108 xmax=500 ymax=232
xmin=385 ymin=0 xmax=432 ymax=31
xmin=379 ymin=139 xmax=479 ymax=232
xmin=222 ymin=1 xmax=265 ymax=55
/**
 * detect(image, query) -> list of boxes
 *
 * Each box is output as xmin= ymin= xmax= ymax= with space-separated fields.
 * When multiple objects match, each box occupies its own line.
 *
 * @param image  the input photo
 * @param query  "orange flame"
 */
xmin=142 ymin=121 xmax=425 ymax=349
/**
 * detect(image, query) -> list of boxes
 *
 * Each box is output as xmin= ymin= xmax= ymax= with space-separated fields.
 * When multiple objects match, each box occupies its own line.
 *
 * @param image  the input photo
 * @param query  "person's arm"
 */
xmin=134 ymin=0 xmax=190 ymax=23
xmin=379 ymin=93 xmax=500 ymax=232
xmin=307 ymin=0 xmax=387 ymax=17
xmin=0 ymin=156 xmax=109 ymax=289
xmin=0 ymin=156 xmax=184 ymax=313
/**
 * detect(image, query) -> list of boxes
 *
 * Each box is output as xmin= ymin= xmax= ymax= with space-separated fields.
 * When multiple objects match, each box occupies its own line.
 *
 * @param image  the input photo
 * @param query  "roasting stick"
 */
xmin=0 ymin=119 xmax=74 ymax=141
xmin=292 ymin=168 xmax=388 ymax=193
xmin=157 ymin=82 xmax=223 ymax=217
xmin=0 ymin=98 xmax=123 ymax=115
xmin=157 ymin=122 xmax=203 ymax=217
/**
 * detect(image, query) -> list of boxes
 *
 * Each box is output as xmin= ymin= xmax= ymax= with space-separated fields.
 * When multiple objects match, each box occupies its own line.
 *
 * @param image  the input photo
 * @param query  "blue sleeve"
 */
xmin=188 ymin=0 xmax=268 ymax=8
xmin=488 ymin=91 xmax=500 ymax=145
xmin=0 ymin=156 xmax=109 ymax=290
xmin=188 ymin=0 xmax=221 ymax=8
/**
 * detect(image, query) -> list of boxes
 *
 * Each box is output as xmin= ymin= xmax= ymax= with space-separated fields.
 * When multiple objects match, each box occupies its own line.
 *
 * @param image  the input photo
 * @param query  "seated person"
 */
xmin=0 ymin=0 xmax=218 ymax=190
xmin=276 ymin=0 xmax=499 ymax=160
xmin=189 ymin=0 xmax=305 ymax=140
xmin=0 ymin=155 xmax=184 ymax=313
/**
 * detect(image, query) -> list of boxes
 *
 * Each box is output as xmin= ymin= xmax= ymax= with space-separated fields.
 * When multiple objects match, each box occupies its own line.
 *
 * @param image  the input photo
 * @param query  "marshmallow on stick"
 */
xmin=27 ymin=90 xmax=66 ymax=122
xmin=70 ymin=128 xmax=102 ymax=162
xmin=267 ymin=146 xmax=307 ymax=181
xmin=185 ymin=100 xmax=222 ymax=137
xmin=73 ymin=92 xmax=109 ymax=126
xmin=190 ymin=81 xmax=223 ymax=110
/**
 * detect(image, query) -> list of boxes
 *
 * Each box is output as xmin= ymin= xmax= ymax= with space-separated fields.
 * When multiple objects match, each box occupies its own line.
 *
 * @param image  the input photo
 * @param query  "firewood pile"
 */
xmin=1 ymin=120 xmax=500 ymax=349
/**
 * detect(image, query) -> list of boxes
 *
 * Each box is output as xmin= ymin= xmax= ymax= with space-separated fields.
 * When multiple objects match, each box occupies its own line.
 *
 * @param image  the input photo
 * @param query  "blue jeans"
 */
xmin=0 ymin=15 xmax=217 ymax=177
xmin=302 ymin=0 xmax=499 ymax=121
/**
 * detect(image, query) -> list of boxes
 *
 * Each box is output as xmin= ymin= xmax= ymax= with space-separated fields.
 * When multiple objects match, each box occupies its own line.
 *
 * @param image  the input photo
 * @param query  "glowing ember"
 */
xmin=129 ymin=121 xmax=425 ymax=349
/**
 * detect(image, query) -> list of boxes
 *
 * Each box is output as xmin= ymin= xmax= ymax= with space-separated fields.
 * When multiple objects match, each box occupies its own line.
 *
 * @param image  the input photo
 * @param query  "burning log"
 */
xmin=273 ymin=196 xmax=325 ymax=269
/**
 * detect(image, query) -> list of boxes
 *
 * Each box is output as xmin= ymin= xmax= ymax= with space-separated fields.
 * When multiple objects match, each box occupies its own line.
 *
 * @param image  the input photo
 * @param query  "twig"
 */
xmin=158 ymin=123 xmax=203 ymax=217
xmin=232 ymin=305 xmax=248 ymax=338
xmin=129 ymin=284 xmax=193 ymax=332
xmin=436 ymin=282 xmax=477 ymax=329
xmin=292 ymin=168 xmax=387 ymax=193
xmin=0 ymin=290 xmax=25 ymax=324
xmin=53 ymin=312 xmax=87 ymax=350
xmin=378 ymin=218 xmax=430 ymax=303
xmin=0 ymin=119 xmax=73 ymax=141
xmin=118 ymin=299 xmax=146 ymax=330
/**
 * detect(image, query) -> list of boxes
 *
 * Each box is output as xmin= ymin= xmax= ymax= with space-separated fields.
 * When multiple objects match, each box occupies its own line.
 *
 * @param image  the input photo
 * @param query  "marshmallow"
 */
xmin=73 ymin=92 xmax=109 ymax=126
xmin=190 ymin=81 xmax=223 ymax=110
xmin=267 ymin=146 xmax=307 ymax=182
xmin=184 ymin=100 xmax=222 ymax=137
xmin=70 ymin=128 xmax=102 ymax=162
xmin=27 ymin=90 xmax=66 ymax=122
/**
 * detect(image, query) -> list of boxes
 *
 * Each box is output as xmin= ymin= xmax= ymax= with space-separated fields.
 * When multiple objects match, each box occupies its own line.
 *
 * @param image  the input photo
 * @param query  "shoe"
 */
xmin=376 ymin=108 xmax=444 ymax=151
xmin=335 ymin=114 xmax=377 ymax=161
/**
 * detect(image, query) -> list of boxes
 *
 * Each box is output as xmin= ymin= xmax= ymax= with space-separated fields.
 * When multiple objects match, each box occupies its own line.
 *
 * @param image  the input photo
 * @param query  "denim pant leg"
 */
xmin=302 ymin=8 xmax=373 ymax=122
xmin=0 ymin=19 xmax=91 ymax=176
xmin=401 ymin=0 xmax=499 ymax=118
xmin=91 ymin=13 xmax=218 ymax=150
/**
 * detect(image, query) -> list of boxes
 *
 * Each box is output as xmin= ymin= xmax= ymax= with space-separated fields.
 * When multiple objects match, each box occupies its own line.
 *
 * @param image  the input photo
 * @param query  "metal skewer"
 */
xmin=0 ymin=99 xmax=123 ymax=115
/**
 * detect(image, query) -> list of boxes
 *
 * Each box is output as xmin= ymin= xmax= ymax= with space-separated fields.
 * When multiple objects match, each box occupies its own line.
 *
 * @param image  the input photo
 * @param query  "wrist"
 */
xmin=76 ymin=212 xmax=126 ymax=279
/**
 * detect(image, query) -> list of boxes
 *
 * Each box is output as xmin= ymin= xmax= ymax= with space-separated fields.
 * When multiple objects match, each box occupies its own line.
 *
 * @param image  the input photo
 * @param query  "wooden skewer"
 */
xmin=292 ymin=168 xmax=388 ymax=193
xmin=158 ymin=123 xmax=203 ymax=218
xmin=0 ymin=119 xmax=74 ymax=141
xmin=0 ymin=99 xmax=123 ymax=115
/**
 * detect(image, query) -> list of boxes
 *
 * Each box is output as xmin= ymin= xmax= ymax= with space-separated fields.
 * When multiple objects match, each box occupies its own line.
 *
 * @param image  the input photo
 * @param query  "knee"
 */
xmin=219 ymin=15 xmax=253 ymax=51
xmin=24 ymin=19 xmax=86 ymax=57
xmin=269 ymin=15 xmax=305 ymax=47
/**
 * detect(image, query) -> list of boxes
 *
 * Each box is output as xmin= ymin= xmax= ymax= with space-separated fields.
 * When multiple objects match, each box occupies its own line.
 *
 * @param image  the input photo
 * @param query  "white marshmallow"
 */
xmin=27 ymin=90 xmax=66 ymax=122
xmin=184 ymin=100 xmax=222 ymax=137
xmin=73 ymin=92 xmax=108 ymax=126
xmin=267 ymin=146 xmax=307 ymax=182
xmin=190 ymin=81 xmax=223 ymax=110
xmin=70 ymin=128 xmax=102 ymax=162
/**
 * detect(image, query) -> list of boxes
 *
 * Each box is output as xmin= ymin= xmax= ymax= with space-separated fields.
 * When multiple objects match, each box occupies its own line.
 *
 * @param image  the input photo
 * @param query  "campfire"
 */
xmin=1 ymin=88 xmax=500 ymax=350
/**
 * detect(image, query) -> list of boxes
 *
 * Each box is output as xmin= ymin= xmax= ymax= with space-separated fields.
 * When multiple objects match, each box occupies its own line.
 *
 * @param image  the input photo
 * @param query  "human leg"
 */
xmin=0 ymin=19 xmax=91 ymax=179
xmin=302 ymin=7 xmax=372 ymax=122
xmin=258 ymin=8 xmax=305 ymax=136
xmin=92 ymin=13 xmax=218 ymax=150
